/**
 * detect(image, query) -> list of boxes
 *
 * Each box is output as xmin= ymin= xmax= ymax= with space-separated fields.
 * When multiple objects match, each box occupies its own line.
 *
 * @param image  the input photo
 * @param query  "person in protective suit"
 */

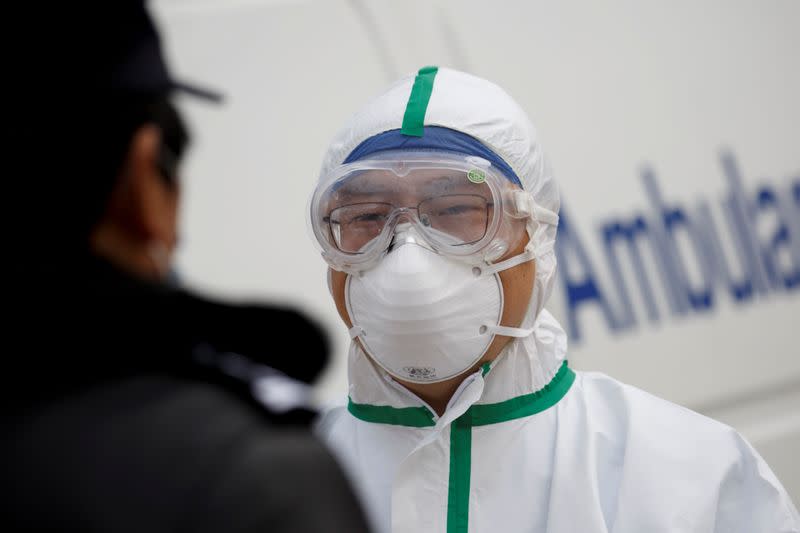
xmin=2 ymin=3 xmax=369 ymax=532
xmin=308 ymin=66 xmax=799 ymax=532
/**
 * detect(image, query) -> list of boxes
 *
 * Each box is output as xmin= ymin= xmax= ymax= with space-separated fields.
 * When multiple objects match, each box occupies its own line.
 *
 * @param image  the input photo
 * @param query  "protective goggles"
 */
xmin=309 ymin=151 xmax=543 ymax=272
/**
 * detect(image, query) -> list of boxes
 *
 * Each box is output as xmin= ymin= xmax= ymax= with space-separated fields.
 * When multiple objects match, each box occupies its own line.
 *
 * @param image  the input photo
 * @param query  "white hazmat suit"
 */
xmin=314 ymin=67 xmax=800 ymax=533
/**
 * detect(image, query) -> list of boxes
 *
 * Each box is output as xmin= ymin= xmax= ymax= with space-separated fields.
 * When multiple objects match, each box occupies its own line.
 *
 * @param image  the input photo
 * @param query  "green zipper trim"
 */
xmin=447 ymin=415 xmax=472 ymax=533
xmin=401 ymin=66 xmax=438 ymax=137
xmin=445 ymin=361 xmax=573 ymax=532
xmin=348 ymin=361 xmax=575 ymax=533
xmin=469 ymin=360 xmax=575 ymax=426
xmin=347 ymin=361 xmax=574 ymax=428
xmin=347 ymin=400 xmax=435 ymax=427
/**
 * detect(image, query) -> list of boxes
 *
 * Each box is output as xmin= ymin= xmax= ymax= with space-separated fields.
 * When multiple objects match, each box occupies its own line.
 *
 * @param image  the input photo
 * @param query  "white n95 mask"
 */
xmin=345 ymin=228 xmax=535 ymax=383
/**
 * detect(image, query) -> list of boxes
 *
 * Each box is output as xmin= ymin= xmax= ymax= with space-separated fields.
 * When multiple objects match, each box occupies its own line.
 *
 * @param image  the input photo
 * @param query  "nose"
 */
xmin=388 ymin=222 xmax=435 ymax=253
xmin=390 ymin=205 xmax=431 ymax=227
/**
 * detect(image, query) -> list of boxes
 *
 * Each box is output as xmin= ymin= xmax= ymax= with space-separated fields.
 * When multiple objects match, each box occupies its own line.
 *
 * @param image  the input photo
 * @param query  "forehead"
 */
xmin=331 ymin=168 xmax=486 ymax=198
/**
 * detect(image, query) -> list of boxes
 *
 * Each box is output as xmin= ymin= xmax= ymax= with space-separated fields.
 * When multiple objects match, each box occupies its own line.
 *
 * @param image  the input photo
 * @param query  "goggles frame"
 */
xmin=309 ymin=151 xmax=535 ymax=273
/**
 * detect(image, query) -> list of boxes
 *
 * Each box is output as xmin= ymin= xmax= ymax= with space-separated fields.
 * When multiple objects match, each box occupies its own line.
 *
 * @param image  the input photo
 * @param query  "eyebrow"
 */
xmin=419 ymin=174 xmax=478 ymax=196
xmin=332 ymin=172 xmax=481 ymax=203
xmin=334 ymin=181 xmax=397 ymax=200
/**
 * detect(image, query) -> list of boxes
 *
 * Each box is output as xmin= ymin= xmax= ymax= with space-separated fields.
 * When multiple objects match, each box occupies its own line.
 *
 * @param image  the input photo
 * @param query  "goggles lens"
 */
xmin=310 ymin=151 xmax=531 ymax=271
xmin=322 ymin=168 xmax=493 ymax=253
xmin=327 ymin=194 xmax=490 ymax=253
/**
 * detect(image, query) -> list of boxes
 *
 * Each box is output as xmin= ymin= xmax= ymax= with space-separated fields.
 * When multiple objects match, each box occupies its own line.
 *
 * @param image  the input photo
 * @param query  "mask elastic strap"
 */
xmin=478 ymin=247 xmax=536 ymax=277
xmin=484 ymin=323 xmax=535 ymax=338
xmin=349 ymin=325 xmax=364 ymax=339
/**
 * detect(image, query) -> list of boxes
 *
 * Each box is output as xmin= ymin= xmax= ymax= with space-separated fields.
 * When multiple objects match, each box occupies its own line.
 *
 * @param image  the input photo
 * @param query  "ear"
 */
xmin=119 ymin=123 xmax=180 ymax=249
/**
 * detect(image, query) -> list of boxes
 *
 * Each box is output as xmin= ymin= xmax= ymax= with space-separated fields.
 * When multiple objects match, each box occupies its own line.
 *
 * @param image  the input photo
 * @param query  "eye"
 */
xmin=353 ymin=213 xmax=387 ymax=223
xmin=438 ymin=204 xmax=481 ymax=216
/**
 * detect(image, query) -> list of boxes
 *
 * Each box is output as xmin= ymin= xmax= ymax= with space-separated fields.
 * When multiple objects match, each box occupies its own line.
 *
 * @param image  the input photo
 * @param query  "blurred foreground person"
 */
xmin=2 ymin=2 xmax=369 ymax=532
xmin=308 ymin=66 xmax=799 ymax=532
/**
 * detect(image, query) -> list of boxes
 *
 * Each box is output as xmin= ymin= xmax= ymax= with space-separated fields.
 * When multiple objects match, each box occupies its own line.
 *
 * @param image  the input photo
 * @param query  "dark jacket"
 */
xmin=2 ymin=255 xmax=369 ymax=532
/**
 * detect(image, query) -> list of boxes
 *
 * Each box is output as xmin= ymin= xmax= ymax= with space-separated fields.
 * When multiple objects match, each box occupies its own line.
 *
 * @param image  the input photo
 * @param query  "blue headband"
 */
xmin=343 ymin=126 xmax=523 ymax=187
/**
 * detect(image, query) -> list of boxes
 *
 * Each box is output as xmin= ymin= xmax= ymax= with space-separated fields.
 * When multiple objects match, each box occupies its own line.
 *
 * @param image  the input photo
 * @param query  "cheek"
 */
xmin=169 ymin=191 xmax=180 ymax=224
xmin=499 ymin=259 xmax=535 ymax=327
xmin=330 ymin=269 xmax=353 ymax=328
xmin=162 ymin=187 xmax=181 ymax=249
xmin=504 ymin=219 xmax=529 ymax=256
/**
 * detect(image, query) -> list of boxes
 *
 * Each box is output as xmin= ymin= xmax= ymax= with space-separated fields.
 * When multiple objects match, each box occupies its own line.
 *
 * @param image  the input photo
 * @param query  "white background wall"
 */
xmin=153 ymin=0 xmax=799 ymax=502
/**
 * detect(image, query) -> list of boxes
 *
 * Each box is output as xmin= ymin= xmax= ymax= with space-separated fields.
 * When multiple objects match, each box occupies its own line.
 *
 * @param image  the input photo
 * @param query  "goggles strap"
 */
xmin=533 ymin=205 xmax=559 ymax=226
xmin=511 ymin=191 xmax=559 ymax=226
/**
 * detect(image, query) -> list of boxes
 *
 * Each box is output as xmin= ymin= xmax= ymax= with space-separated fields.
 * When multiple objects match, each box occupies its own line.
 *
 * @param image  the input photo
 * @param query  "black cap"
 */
xmin=11 ymin=1 xmax=222 ymax=256
xmin=102 ymin=2 xmax=223 ymax=102
xmin=20 ymin=1 xmax=222 ymax=102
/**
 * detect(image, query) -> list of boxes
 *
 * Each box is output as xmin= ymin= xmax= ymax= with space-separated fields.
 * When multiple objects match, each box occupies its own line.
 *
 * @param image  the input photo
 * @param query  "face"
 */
xmin=328 ymin=186 xmax=535 ymax=375
xmin=152 ymin=142 xmax=182 ymax=255
xmin=131 ymin=125 xmax=182 ymax=268
xmin=325 ymin=168 xmax=497 ymax=254
xmin=90 ymin=123 xmax=182 ymax=281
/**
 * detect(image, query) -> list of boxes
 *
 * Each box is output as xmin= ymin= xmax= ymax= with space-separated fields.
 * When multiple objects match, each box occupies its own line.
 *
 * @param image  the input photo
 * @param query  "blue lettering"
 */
xmin=601 ymin=216 xmax=660 ymax=325
xmin=721 ymin=151 xmax=772 ymax=297
xmin=755 ymin=186 xmax=799 ymax=289
xmin=553 ymin=153 xmax=799 ymax=343
xmin=641 ymin=167 xmax=714 ymax=312
xmin=694 ymin=202 xmax=754 ymax=302
xmin=555 ymin=208 xmax=620 ymax=342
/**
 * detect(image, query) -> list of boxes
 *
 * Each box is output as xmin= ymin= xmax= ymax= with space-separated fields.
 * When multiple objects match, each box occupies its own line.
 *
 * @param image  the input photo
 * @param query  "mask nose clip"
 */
xmin=388 ymin=222 xmax=433 ymax=253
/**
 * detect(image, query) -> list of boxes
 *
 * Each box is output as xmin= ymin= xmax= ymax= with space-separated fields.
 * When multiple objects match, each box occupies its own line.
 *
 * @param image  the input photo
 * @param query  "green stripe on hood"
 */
xmin=401 ymin=66 xmax=438 ymax=137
